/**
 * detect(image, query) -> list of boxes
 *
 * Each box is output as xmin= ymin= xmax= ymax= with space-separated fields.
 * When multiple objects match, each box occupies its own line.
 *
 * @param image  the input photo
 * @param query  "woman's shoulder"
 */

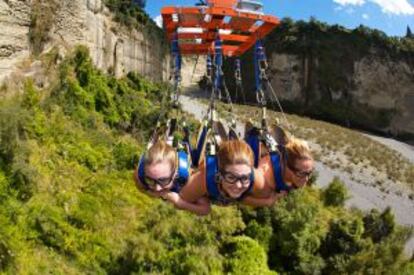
xmin=180 ymin=167 xmax=208 ymax=201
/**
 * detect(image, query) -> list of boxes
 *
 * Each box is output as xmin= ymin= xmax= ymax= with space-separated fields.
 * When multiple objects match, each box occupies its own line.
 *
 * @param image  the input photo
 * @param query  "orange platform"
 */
xmin=161 ymin=0 xmax=279 ymax=56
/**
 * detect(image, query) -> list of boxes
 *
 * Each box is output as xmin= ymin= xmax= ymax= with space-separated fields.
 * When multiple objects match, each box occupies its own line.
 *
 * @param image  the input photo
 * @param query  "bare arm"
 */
xmin=242 ymin=192 xmax=287 ymax=207
xmin=164 ymin=193 xmax=211 ymax=216
xmin=176 ymin=170 xmax=211 ymax=216
xmin=242 ymin=168 xmax=287 ymax=207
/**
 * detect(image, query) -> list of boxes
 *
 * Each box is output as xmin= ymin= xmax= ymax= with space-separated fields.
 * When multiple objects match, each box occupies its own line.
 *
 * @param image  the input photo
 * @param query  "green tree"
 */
xmin=223 ymin=236 xmax=276 ymax=275
xmin=407 ymin=25 xmax=413 ymax=39
xmin=323 ymin=177 xmax=349 ymax=207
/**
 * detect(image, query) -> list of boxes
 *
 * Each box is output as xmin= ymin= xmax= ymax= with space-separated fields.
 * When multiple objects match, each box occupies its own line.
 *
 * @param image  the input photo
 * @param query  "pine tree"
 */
xmin=407 ymin=25 xmax=413 ymax=38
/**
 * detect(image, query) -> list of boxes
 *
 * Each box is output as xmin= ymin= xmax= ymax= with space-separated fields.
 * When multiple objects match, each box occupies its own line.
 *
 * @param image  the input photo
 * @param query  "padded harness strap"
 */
xmin=270 ymin=152 xmax=292 ymax=193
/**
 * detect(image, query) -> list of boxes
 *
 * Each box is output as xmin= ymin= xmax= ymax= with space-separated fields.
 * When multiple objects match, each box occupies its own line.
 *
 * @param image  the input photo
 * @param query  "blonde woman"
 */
xmin=178 ymin=140 xmax=283 ymax=215
xmin=133 ymin=141 xmax=209 ymax=213
xmin=258 ymin=136 xmax=314 ymax=196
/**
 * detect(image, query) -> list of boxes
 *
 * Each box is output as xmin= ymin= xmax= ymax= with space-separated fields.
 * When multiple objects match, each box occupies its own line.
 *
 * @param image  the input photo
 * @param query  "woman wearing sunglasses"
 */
xmin=256 ymin=136 xmax=314 ymax=205
xmin=178 ymin=140 xmax=278 ymax=215
xmin=134 ymin=141 xmax=209 ymax=213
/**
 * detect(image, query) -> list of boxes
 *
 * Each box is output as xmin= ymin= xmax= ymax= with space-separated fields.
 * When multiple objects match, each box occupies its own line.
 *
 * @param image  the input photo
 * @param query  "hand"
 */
xmin=269 ymin=191 xmax=288 ymax=205
xmin=162 ymin=192 xmax=181 ymax=205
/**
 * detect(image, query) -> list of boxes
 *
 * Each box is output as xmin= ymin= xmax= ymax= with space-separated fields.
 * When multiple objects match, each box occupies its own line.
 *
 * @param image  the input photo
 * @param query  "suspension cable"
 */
xmin=254 ymin=40 xmax=291 ymax=130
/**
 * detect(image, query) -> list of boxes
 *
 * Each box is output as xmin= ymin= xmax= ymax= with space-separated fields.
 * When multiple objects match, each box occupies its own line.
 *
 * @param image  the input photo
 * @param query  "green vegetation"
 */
xmin=1 ymin=47 xmax=413 ymax=273
xmin=103 ymin=0 xmax=168 ymax=55
xmin=323 ymin=177 xmax=349 ymax=207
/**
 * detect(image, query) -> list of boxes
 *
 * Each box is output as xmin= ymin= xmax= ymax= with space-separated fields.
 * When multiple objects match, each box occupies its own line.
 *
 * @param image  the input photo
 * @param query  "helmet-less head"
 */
xmin=283 ymin=137 xmax=314 ymax=188
xmin=141 ymin=141 xmax=177 ymax=194
xmin=216 ymin=140 xmax=254 ymax=199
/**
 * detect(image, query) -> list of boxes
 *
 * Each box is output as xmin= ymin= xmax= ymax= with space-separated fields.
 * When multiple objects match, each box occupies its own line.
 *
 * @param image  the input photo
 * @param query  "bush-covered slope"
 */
xmin=0 ymin=47 xmax=413 ymax=274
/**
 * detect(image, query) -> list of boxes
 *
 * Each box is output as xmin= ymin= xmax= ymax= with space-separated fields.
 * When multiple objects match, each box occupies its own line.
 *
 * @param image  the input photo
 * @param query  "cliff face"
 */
xmin=223 ymin=20 xmax=414 ymax=142
xmin=0 ymin=0 xmax=169 ymax=83
xmin=265 ymin=53 xmax=414 ymax=137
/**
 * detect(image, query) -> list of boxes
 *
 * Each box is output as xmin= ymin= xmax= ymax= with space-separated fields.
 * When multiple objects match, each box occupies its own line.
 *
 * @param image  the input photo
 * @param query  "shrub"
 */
xmin=223 ymin=236 xmax=276 ymax=274
xmin=323 ymin=177 xmax=349 ymax=207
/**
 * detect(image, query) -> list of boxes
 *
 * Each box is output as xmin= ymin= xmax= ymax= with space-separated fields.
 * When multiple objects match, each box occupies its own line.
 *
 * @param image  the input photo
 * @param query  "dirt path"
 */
xmin=180 ymin=94 xmax=414 ymax=255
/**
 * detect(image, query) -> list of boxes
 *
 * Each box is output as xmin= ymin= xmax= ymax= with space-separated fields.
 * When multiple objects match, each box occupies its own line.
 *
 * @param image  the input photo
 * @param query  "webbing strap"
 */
xmin=213 ymin=36 xmax=223 ymax=93
xmin=176 ymin=150 xmax=190 ymax=187
xmin=192 ymin=125 xmax=208 ymax=168
xmin=137 ymin=155 xmax=148 ymax=190
xmin=206 ymin=154 xmax=220 ymax=199
xmin=270 ymin=152 xmax=292 ymax=193
xmin=172 ymin=32 xmax=181 ymax=82
xmin=207 ymin=53 xmax=213 ymax=78
xmin=254 ymin=40 xmax=267 ymax=106
xmin=245 ymin=128 xmax=261 ymax=168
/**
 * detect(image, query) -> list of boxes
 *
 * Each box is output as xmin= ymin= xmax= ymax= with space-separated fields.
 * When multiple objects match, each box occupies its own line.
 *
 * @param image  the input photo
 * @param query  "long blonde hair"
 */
xmin=217 ymin=140 xmax=254 ymax=170
xmin=284 ymin=137 xmax=313 ymax=169
xmin=144 ymin=141 xmax=176 ymax=170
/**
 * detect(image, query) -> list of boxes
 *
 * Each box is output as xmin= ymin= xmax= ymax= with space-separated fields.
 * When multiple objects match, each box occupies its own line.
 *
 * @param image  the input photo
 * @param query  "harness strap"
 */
xmin=245 ymin=127 xmax=261 ymax=168
xmin=137 ymin=155 xmax=148 ymax=190
xmin=206 ymin=154 xmax=220 ymax=199
xmin=213 ymin=35 xmax=223 ymax=96
xmin=270 ymin=152 xmax=292 ymax=193
xmin=192 ymin=125 xmax=208 ymax=168
xmin=176 ymin=150 xmax=190 ymax=186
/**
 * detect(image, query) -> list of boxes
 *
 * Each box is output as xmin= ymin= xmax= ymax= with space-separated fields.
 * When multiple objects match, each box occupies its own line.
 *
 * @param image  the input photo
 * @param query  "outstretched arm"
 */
xmin=175 ymin=170 xmax=211 ymax=216
xmin=163 ymin=193 xmax=211 ymax=216
xmin=242 ymin=191 xmax=287 ymax=207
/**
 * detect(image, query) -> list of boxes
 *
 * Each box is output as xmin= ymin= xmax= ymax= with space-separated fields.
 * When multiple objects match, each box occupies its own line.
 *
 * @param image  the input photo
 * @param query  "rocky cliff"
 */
xmin=223 ymin=19 xmax=414 ymax=142
xmin=0 ymin=0 xmax=169 ymax=83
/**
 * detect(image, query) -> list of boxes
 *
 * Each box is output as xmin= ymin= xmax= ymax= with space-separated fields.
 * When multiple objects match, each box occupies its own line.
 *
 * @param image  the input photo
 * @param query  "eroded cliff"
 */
xmin=224 ymin=19 xmax=414 ymax=142
xmin=0 ymin=0 xmax=169 ymax=83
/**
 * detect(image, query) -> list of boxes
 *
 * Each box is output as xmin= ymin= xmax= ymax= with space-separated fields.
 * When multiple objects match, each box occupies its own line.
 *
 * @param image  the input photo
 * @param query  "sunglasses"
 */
xmin=220 ymin=170 xmax=252 ymax=186
xmin=290 ymin=167 xmax=314 ymax=179
xmin=144 ymin=172 xmax=175 ymax=188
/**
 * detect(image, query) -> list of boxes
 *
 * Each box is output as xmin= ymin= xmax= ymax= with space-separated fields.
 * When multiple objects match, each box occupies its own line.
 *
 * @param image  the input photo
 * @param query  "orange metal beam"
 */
xmin=161 ymin=3 xmax=280 ymax=56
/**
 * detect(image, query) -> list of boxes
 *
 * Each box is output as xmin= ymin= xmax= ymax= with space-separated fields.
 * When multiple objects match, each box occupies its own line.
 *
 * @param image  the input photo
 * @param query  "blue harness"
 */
xmin=137 ymin=150 xmax=190 ymax=193
xmin=269 ymin=151 xmax=292 ymax=193
xmin=245 ymin=127 xmax=261 ymax=168
xmin=205 ymin=154 xmax=255 ymax=205
xmin=191 ymin=125 xmax=208 ymax=168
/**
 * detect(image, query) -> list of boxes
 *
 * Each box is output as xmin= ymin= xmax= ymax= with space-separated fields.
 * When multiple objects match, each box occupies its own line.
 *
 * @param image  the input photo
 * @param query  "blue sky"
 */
xmin=145 ymin=0 xmax=414 ymax=37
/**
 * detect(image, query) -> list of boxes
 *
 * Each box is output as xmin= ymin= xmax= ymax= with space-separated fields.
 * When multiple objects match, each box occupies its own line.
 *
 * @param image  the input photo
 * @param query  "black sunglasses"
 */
xmin=144 ymin=171 xmax=175 ymax=188
xmin=220 ymin=170 xmax=252 ymax=186
xmin=290 ymin=167 xmax=314 ymax=179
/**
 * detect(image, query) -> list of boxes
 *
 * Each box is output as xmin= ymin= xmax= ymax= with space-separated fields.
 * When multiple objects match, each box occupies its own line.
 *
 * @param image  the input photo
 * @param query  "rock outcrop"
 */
xmin=0 ymin=0 xmax=169 ymax=83
xmin=223 ymin=22 xmax=414 ymax=142
xmin=262 ymin=53 xmax=414 ymax=139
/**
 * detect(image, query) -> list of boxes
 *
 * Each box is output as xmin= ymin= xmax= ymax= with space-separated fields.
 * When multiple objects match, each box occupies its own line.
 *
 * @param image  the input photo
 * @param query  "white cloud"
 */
xmin=334 ymin=0 xmax=365 ymax=6
xmin=370 ymin=0 xmax=414 ymax=15
xmin=154 ymin=15 xmax=163 ymax=28
xmin=362 ymin=13 xmax=370 ymax=19
xmin=333 ymin=0 xmax=414 ymax=15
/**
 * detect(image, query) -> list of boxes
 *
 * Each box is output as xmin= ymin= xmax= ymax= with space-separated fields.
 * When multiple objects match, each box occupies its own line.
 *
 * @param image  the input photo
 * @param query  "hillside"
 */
xmin=223 ymin=18 xmax=414 ymax=143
